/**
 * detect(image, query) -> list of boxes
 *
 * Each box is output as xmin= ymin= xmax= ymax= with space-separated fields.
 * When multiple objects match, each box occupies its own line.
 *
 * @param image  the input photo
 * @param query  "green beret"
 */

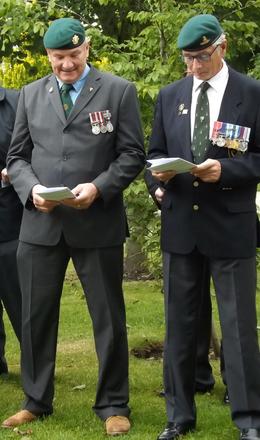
xmin=43 ymin=18 xmax=85 ymax=50
xmin=177 ymin=14 xmax=223 ymax=51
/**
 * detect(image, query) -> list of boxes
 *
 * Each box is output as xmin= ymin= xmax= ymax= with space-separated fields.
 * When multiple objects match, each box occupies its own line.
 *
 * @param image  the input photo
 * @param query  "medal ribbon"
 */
xmin=211 ymin=121 xmax=251 ymax=152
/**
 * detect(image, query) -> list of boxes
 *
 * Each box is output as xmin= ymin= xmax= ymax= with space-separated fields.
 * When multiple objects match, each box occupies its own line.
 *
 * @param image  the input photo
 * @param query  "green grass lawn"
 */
xmin=1 ymin=266 xmax=259 ymax=440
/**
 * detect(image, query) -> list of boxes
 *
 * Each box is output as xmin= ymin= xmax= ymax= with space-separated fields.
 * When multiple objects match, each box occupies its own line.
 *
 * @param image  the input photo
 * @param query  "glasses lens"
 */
xmin=182 ymin=45 xmax=219 ymax=64
xmin=197 ymin=53 xmax=211 ymax=62
xmin=182 ymin=55 xmax=193 ymax=63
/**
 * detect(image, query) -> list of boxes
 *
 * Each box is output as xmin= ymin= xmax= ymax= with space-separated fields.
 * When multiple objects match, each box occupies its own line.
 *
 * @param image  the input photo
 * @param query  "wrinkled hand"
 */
xmin=154 ymin=187 xmax=165 ymax=204
xmin=61 ymin=183 xmax=99 ymax=210
xmin=152 ymin=170 xmax=177 ymax=182
xmin=191 ymin=159 xmax=221 ymax=182
xmin=32 ymin=184 xmax=60 ymax=213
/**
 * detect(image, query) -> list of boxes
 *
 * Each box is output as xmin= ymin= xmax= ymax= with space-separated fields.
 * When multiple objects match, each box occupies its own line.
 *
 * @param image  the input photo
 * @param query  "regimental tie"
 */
xmin=191 ymin=82 xmax=210 ymax=164
xmin=60 ymin=83 xmax=74 ymax=118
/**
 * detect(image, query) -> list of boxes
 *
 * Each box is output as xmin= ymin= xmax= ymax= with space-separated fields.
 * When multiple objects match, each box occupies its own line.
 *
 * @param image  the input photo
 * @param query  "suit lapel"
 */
xmin=206 ymin=67 xmax=243 ymax=159
xmin=66 ymin=67 xmax=102 ymax=125
xmin=46 ymin=67 xmax=102 ymax=126
xmin=46 ymin=75 xmax=66 ymax=125
xmin=217 ymin=68 xmax=242 ymax=123
xmin=0 ymin=88 xmax=5 ymax=102
xmin=176 ymin=77 xmax=193 ymax=161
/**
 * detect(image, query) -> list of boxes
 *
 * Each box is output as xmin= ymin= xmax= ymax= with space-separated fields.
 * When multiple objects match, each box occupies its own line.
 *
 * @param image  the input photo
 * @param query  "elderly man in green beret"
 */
xmin=1 ymin=17 xmax=145 ymax=436
xmin=147 ymin=13 xmax=260 ymax=440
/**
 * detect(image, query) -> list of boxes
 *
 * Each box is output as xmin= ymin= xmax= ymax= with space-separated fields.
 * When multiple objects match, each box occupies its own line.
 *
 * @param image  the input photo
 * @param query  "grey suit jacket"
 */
xmin=7 ymin=66 xmax=145 ymax=247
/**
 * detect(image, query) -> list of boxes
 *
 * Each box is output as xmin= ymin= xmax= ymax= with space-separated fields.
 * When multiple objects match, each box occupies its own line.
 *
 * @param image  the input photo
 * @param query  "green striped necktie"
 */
xmin=60 ymin=83 xmax=74 ymax=118
xmin=191 ymin=82 xmax=210 ymax=164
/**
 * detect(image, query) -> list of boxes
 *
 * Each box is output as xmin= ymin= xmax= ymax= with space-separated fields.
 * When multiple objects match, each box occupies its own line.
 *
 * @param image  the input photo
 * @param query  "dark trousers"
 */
xmin=0 ymin=240 xmax=21 ymax=365
xmin=164 ymin=250 xmax=260 ymax=429
xmin=0 ymin=302 xmax=7 ymax=369
xmin=163 ymin=252 xmax=216 ymax=391
xmin=17 ymin=238 xmax=129 ymax=420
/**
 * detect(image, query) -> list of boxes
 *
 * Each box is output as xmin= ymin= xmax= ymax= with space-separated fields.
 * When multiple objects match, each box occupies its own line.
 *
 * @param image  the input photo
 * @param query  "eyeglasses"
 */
xmin=182 ymin=45 xmax=219 ymax=64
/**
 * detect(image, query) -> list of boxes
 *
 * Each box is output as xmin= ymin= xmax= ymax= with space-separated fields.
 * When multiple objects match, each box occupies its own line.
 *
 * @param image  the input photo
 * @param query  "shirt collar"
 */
xmin=193 ymin=60 xmax=229 ymax=93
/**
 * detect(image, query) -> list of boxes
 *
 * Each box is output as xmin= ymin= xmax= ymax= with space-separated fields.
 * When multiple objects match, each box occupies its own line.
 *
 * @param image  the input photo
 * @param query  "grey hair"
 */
xmin=213 ymin=33 xmax=226 ymax=47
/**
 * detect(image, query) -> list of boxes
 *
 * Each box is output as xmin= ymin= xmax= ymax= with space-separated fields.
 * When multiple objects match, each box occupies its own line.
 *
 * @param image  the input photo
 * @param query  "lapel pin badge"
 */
xmin=178 ymin=103 xmax=188 ymax=115
xmin=49 ymin=86 xmax=54 ymax=93
xmin=89 ymin=87 xmax=94 ymax=92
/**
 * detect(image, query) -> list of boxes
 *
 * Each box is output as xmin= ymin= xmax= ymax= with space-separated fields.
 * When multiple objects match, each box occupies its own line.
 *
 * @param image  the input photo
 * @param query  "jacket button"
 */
xmin=193 ymin=204 xmax=199 ymax=211
xmin=193 ymin=180 xmax=199 ymax=187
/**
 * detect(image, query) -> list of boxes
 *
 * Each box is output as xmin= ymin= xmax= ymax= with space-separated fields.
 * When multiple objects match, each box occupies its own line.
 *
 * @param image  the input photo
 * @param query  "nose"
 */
xmin=189 ymin=58 xmax=203 ymax=74
xmin=62 ymin=58 xmax=74 ymax=69
xmin=192 ymin=57 xmax=202 ymax=67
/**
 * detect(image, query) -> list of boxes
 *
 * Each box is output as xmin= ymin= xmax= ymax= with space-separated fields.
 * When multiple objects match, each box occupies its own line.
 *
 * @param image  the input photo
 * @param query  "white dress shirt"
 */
xmin=190 ymin=60 xmax=229 ymax=141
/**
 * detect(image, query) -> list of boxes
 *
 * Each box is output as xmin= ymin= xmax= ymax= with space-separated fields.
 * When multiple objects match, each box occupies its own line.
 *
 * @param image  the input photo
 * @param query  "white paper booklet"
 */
xmin=147 ymin=157 xmax=194 ymax=173
xmin=36 ymin=187 xmax=75 ymax=201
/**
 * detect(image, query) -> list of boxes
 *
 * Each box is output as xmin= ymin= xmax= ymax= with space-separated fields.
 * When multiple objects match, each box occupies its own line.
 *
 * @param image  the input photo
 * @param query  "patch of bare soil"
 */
xmin=130 ymin=340 xmax=163 ymax=359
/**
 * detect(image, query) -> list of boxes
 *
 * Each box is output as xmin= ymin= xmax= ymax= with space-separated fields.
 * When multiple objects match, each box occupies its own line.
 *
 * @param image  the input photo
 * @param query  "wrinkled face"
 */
xmin=182 ymin=40 xmax=227 ymax=81
xmin=47 ymin=42 xmax=89 ymax=83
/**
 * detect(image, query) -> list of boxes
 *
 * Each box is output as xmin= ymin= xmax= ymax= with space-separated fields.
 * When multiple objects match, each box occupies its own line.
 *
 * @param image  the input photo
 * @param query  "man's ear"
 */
xmin=85 ymin=41 xmax=90 ymax=59
xmin=220 ymin=40 xmax=227 ymax=57
xmin=46 ymin=49 xmax=52 ymax=62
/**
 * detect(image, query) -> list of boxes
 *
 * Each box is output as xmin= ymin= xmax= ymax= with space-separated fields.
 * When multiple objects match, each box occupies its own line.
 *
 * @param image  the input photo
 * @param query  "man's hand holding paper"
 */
xmin=61 ymin=183 xmax=100 ymax=210
xmin=191 ymin=159 xmax=221 ymax=182
xmin=152 ymin=169 xmax=177 ymax=182
xmin=33 ymin=184 xmax=61 ymax=213
xmin=147 ymin=156 xmax=195 ymax=182
xmin=34 ymin=183 xmax=100 ymax=211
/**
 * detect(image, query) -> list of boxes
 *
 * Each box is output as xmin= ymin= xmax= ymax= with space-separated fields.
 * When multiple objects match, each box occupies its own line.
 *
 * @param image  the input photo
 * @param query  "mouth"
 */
xmin=194 ymin=71 xmax=206 ymax=77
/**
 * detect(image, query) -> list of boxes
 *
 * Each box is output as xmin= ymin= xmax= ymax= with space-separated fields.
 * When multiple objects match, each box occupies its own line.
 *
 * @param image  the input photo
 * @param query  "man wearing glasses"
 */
xmin=148 ymin=14 xmax=260 ymax=440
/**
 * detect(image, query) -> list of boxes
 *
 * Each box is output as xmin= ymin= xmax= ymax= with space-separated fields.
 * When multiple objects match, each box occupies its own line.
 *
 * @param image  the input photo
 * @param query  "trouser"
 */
xmin=164 ymin=249 xmax=260 ymax=429
xmin=17 ymin=237 xmax=129 ymax=420
xmin=0 ymin=239 xmax=21 ymax=362
xmin=163 ymin=252 xmax=216 ymax=392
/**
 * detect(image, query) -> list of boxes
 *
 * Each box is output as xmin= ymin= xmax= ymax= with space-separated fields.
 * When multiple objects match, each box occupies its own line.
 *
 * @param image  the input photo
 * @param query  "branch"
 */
xmin=26 ymin=0 xmax=90 ymax=25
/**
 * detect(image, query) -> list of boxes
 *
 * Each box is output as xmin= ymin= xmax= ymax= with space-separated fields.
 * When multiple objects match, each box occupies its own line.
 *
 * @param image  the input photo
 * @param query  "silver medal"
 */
xmin=106 ymin=121 xmax=114 ymax=132
xmin=103 ymin=110 xmax=111 ymax=119
xmin=92 ymin=124 xmax=100 ymax=135
xmin=103 ymin=110 xmax=113 ymax=133
xmin=239 ymin=141 xmax=248 ymax=152
xmin=216 ymin=136 xmax=226 ymax=147
xmin=100 ymin=124 xmax=107 ymax=134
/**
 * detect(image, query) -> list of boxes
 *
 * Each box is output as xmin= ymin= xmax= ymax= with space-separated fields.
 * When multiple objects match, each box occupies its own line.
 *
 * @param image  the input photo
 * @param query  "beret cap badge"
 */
xmin=200 ymin=36 xmax=210 ymax=46
xmin=72 ymin=34 xmax=80 ymax=45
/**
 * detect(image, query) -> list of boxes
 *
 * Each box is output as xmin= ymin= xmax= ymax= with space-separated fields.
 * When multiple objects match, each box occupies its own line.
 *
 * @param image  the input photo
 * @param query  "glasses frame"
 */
xmin=182 ymin=44 xmax=220 ymax=64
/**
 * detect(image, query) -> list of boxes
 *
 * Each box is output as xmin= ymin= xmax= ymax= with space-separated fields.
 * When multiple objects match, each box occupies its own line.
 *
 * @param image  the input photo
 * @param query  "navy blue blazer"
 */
xmin=0 ymin=88 xmax=22 ymax=242
xmin=148 ymin=67 xmax=260 ymax=258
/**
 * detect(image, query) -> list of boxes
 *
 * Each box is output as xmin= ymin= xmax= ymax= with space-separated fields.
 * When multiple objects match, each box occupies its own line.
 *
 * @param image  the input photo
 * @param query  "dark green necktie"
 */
xmin=191 ymin=82 xmax=210 ymax=164
xmin=60 ymin=83 xmax=74 ymax=118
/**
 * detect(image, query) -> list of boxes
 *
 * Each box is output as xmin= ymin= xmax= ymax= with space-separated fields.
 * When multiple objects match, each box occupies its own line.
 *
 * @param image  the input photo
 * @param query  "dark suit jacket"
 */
xmin=144 ymin=169 xmax=162 ymax=209
xmin=7 ymin=66 xmax=145 ymax=247
xmin=0 ymin=88 xmax=23 ymax=242
xmin=148 ymin=67 xmax=260 ymax=258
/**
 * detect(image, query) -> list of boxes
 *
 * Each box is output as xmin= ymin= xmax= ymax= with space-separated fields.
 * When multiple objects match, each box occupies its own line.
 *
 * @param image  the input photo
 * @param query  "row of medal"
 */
xmin=89 ymin=110 xmax=113 ymax=135
xmin=211 ymin=121 xmax=251 ymax=152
